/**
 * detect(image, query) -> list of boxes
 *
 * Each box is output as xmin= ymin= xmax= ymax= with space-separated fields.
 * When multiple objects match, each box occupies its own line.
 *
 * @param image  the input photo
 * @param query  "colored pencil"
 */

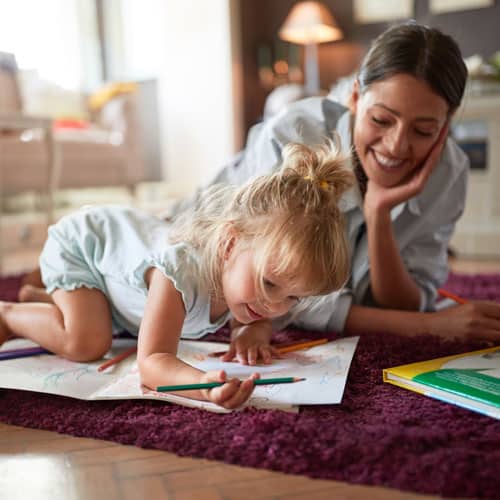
xmin=208 ymin=337 xmax=329 ymax=358
xmin=156 ymin=376 xmax=305 ymax=392
xmin=437 ymin=288 xmax=468 ymax=305
xmin=0 ymin=346 xmax=51 ymax=361
xmin=97 ymin=346 xmax=137 ymax=372
xmin=277 ymin=338 xmax=329 ymax=354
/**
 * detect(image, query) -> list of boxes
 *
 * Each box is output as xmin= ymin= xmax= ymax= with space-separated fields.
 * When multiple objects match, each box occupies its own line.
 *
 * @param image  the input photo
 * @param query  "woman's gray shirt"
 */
xmin=174 ymin=97 xmax=469 ymax=333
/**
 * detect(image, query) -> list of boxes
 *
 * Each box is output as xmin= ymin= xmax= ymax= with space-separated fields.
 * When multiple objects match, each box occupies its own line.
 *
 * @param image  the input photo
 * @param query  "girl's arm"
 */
xmin=344 ymin=303 xmax=500 ymax=342
xmin=220 ymin=318 xmax=278 ymax=365
xmin=137 ymin=268 xmax=256 ymax=408
xmin=362 ymin=124 xmax=450 ymax=310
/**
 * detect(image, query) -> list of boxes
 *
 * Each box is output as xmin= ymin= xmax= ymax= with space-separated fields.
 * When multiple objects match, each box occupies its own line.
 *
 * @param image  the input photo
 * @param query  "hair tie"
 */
xmin=303 ymin=175 xmax=329 ymax=191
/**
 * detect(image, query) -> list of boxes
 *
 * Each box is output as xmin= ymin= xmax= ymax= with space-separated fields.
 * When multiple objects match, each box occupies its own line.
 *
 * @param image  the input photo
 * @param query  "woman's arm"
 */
xmin=344 ymin=303 xmax=500 ymax=342
xmin=364 ymin=207 xmax=421 ymax=309
xmin=137 ymin=268 xmax=256 ymax=408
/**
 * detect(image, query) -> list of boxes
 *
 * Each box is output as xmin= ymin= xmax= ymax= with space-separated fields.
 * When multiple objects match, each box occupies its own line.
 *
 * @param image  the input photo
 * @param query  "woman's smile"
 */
xmin=371 ymin=150 xmax=407 ymax=170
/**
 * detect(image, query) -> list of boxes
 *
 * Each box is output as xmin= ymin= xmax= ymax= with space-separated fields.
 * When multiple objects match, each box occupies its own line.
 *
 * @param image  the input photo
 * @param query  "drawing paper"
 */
xmin=0 ymin=336 xmax=359 ymax=413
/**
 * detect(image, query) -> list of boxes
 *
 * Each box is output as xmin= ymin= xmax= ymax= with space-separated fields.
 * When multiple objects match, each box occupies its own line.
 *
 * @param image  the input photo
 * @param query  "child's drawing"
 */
xmin=285 ymin=352 xmax=325 ymax=366
xmin=43 ymin=365 xmax=94 ymax=390
xmin=320 ymin=372 xmax=332 ymax=385
xmin=0 ymin=337 xmax=359 ymax=411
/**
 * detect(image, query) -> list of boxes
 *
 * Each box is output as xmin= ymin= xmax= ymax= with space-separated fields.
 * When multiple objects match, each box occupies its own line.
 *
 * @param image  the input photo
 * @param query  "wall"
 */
xmin=159 ymin=0 xmax=241 ymax=195
xmin=102 ymin=0 xmax=242 ymax=195
xmin=342 ymin=0 xmax=500 ymax=58
xmin=239 ymin=0 xmax=500 ymax=133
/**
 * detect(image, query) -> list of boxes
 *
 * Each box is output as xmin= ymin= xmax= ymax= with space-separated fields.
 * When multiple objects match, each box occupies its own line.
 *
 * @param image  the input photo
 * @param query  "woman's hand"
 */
xmin=427 ymin=301 xmax=500 ymax=342
xmin=200 ymin=370 xmax=259 ymax=409
xmin=360 ymin=123 xmax=450 ymax=311
xmin=364 ymin=123 xmax=450 ymax=215
xmin=221 ymin=319 xmax=279 ymax=365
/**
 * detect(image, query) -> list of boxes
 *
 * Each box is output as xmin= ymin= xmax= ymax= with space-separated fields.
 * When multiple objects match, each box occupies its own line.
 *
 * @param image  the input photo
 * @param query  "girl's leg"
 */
xmin=0 ymin=287 xmax=113 ymax=362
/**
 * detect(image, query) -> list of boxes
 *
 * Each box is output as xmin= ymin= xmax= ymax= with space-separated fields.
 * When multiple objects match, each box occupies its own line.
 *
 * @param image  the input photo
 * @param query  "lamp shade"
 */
xmin=279 ymin=1 xmax=343 ymax=45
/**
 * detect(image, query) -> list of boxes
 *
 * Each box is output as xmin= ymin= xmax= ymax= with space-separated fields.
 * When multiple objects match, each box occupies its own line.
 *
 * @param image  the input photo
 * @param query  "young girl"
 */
xmin=0 ymin=141 xmax=353 ymax=409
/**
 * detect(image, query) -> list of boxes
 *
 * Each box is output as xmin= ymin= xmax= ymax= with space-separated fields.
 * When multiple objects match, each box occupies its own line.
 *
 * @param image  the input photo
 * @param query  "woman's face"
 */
xmin=350 ymin=73 xmax=449 ymax=188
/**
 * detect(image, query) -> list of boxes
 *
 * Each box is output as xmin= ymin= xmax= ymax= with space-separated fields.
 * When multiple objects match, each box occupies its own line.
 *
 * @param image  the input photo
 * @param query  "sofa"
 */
xmin=0 ymin=51 xmax=147 ymax=272
xmin=0 ymin=51 xmax=145 ymax=196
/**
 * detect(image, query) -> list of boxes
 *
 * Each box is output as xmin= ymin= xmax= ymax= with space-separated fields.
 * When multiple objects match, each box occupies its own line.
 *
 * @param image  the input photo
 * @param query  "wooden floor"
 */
xmin=0 ymin=423 xmax=436 ymax=500
xmin=1 ymin=257 xmax=499 ymax=500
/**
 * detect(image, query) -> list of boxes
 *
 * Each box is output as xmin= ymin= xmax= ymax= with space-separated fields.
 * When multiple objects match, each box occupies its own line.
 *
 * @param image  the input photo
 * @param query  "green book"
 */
xmin=383 ymin=346 xmax=500 ymax=420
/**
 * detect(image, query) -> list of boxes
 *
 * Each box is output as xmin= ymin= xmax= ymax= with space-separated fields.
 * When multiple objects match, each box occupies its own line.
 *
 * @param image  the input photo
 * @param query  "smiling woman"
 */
xmin=173 ymin=21 xmax=500 ymax=344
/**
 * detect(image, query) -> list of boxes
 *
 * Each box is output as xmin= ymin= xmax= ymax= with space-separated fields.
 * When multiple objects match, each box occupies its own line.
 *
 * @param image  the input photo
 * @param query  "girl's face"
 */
xmin=221 ymin=240 xmax=307 ymax=324
xmin=350 ymin=73 xmax=449 ymax=188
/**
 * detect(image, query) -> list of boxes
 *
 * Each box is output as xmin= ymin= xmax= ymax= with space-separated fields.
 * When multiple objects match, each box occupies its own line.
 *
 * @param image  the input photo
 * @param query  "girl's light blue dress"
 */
xmin=39 ymin=205 xmax=230 ymax=337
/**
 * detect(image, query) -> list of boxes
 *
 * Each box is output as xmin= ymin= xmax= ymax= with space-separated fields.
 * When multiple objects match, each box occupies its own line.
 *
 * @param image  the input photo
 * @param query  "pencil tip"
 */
xmin=294 ymin=377 xmax=306 ymax=382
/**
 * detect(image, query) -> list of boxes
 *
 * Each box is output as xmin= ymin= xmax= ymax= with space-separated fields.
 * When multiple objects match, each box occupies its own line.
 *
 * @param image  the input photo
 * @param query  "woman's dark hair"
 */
xmin=357 ymin=21 xmax=467 ymax=112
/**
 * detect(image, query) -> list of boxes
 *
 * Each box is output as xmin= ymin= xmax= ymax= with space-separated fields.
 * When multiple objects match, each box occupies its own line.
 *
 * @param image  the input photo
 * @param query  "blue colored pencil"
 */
xmin=0 ymin=346 xmax=52 ymax=361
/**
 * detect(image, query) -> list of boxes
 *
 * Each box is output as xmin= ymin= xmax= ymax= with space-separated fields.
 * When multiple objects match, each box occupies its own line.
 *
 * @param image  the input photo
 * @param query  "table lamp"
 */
xmin=279 ymin=1 xmax=343 ymax=95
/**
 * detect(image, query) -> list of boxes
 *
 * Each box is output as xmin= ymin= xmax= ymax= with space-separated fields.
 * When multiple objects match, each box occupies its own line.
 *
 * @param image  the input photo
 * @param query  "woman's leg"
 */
xmin=0 ymin=287 xmax=113 ymax=362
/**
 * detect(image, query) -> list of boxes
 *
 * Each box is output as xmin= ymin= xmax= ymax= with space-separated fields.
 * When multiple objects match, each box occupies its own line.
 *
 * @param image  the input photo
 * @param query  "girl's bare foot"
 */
xmin=20 ymin=268 xmax=44 ymax=288
xmin=18 ymin=285 xmax=53 ymax=304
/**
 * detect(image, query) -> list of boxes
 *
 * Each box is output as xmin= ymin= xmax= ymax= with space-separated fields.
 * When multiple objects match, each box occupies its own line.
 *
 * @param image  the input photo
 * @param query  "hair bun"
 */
xmin=280 ymin=136 xmax=354 ymax=208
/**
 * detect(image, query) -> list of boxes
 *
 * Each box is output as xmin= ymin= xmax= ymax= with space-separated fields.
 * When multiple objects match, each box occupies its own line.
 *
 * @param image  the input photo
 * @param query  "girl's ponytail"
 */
xmin=280 ymin=137 xmax=353 ymax=216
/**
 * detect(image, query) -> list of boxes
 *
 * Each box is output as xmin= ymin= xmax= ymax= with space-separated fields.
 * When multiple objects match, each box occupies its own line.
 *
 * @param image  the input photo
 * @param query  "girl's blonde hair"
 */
xmin=170 ymin=138 xmax=354 ymax=300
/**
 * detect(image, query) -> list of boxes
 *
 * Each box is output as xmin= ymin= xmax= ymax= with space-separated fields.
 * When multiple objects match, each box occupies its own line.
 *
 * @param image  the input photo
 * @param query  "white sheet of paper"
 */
xmin=0 ymin=336 xmax=359 ymax=413
xmin=178 ymin=337 xmax=359 ymax=405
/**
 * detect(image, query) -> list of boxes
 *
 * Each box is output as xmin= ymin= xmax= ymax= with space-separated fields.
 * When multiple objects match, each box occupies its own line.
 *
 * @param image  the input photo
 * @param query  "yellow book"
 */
xmin=383 ymin=346 xmax=500 ymax=420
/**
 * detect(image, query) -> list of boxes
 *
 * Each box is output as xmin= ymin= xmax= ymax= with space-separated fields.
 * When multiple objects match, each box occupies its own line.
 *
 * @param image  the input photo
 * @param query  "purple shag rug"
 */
xmin=1 ymin=272 xmax=500 ymax=498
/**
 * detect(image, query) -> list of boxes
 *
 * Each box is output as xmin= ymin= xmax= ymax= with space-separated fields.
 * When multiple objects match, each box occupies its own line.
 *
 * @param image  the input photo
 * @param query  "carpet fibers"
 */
xmin=1 ymin=273 xmax=499 ymax=498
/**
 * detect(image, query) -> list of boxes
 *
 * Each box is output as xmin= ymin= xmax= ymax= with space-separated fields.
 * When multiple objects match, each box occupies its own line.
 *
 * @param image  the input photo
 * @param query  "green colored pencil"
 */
xmin=156 ymin=376 xmax=305 ymax=392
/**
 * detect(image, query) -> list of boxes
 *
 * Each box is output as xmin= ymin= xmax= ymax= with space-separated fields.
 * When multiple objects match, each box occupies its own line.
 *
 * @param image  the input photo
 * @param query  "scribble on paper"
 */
xmin=43 ymin=366 xmax=94 ymax=390
xmin=284 ymin=352 xmax=325 ymax=366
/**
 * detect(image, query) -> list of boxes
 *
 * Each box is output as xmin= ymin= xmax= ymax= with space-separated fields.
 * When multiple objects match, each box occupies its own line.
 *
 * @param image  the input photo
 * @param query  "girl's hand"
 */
xmin=428 ymin=301 xmax=500 ymax=342
xmin=221 ymin=321 xmax=279 ymax=366
xmin=200 ymin=370 xmax=259 ymax=409
xmin=364 ymin=123 xmax=449 ymax=214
